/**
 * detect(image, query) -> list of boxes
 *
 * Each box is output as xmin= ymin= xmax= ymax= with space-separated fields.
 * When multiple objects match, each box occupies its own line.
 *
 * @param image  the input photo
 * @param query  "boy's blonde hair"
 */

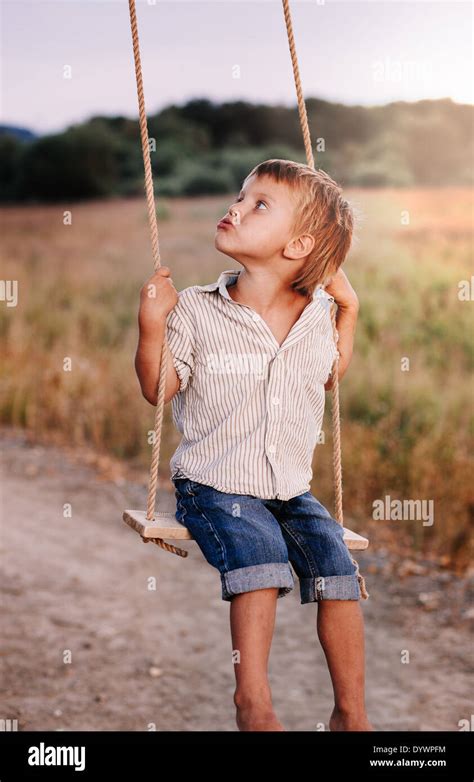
xmin=242 ymin=159 xmax=355 ymax=297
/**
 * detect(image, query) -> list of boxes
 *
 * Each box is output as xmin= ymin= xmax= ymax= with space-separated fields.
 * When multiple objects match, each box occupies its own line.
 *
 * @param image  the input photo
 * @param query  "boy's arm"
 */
xmin=135 ymin=318 xmax=180 ymax=406
xmin=135 ymin=266 xmax=181 ymax=406
xmin=323 ymin=268 xmax=359 ymax=391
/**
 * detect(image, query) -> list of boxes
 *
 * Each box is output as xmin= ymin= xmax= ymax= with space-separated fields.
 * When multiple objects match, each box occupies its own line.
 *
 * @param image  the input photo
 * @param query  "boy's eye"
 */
xmin=234 ymin=196 xmax=267 ymax=209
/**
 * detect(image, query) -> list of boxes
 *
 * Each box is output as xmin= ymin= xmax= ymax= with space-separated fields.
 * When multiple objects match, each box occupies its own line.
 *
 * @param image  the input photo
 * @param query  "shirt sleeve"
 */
xmin=314 ymin=289 xmax=339 ymax=381
xmin=165 ymin=298 xmax=195 ymax=394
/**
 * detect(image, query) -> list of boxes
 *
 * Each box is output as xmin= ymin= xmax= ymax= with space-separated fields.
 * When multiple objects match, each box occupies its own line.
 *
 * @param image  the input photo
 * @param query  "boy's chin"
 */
xmin=214 ymin=237 xmax=238 ymax=260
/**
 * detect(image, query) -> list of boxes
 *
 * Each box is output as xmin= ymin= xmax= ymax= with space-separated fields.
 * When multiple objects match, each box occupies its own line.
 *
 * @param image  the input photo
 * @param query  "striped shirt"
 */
xmin=165 ymin=269 xmax=338 ymax=501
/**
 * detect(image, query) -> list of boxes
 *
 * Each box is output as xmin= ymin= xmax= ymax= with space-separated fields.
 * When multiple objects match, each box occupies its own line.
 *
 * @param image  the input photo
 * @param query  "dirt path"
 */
xmin=1 ymin=429 xmax=472 ymax=732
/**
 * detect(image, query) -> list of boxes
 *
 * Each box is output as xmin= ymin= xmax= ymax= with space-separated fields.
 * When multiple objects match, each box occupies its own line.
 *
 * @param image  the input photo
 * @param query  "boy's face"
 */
xmin=215 ymin=174 xmax=300 ymax=264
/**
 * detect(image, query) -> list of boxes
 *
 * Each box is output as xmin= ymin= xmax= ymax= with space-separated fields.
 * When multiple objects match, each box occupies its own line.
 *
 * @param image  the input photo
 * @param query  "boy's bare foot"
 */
xmin=235 ymin=703 xmax=285 ymax=731
xmin=329 ymin=706 xmax=374 ymax=732
xmin=234 ymin=693 xmax=285 ymax=731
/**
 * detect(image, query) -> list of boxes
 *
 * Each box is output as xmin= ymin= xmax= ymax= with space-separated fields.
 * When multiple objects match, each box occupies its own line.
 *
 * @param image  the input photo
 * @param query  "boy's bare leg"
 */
xmin=230 ymin=587 xmax=285 ymax=731
xmin=317 ymin=600 xmax=374 ymax=731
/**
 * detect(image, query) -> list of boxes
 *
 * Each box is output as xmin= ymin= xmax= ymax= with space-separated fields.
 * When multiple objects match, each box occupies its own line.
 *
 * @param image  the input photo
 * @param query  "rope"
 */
xmin=128 ymin=0 xmax=187 ymax=558
xmin=282 ymin=0 xmax=368 ymax=599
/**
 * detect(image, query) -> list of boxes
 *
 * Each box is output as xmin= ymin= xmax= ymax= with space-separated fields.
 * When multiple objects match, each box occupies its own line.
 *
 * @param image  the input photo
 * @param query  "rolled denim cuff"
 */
xmin=221 ymin=563 xmax=295 ymax=601
xmin=300 ymin=574 xmax=361 ymax=603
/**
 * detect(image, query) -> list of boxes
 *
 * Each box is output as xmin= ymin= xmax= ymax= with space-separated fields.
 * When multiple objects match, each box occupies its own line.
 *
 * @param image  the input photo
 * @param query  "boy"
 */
xmin=135 ymin=159 xmax=373 ymax=732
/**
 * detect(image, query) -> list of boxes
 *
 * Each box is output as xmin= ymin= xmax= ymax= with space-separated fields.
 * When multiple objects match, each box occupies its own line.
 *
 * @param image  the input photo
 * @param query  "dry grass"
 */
xmin=1 ymin=189 xmax=472 ymax=567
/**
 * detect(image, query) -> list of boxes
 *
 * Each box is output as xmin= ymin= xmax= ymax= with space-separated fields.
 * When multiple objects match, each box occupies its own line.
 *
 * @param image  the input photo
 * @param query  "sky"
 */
xmin=1 ymin=0 xmax=472 ymax=136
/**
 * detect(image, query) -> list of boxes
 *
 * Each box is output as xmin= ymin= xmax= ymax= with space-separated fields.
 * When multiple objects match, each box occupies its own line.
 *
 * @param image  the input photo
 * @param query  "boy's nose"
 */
xmin=228 ymin=207 xmax=240 ymax=225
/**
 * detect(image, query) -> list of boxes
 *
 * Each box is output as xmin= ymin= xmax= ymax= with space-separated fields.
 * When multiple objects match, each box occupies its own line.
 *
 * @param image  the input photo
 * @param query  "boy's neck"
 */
xmin=227 ymin=267 xmax=310 ymax=313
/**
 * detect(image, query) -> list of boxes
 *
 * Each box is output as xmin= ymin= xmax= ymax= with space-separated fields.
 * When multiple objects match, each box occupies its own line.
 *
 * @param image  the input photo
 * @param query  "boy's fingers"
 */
xmin=145 ymin=267 xmax=173 ymax=286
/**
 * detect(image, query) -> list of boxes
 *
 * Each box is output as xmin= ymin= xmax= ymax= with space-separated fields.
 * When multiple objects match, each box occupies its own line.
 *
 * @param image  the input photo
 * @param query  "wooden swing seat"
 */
xmin=123 ymin=509 xmax=369 ymax=551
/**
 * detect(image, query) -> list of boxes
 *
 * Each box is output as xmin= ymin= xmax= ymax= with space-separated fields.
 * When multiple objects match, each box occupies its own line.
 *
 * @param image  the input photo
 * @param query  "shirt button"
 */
xmin=271 ymin=397 xmax=280 ymax=405
xmin=268 ymin=444 xmax=276 ymax=454
xmin=252 ymin=313 xmax=261 ymax=322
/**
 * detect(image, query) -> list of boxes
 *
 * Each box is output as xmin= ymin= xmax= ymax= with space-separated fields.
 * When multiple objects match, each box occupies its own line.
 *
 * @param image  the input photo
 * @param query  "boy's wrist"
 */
xmin=138 ymin=315 xmax=167 ymax=339
xmin=324 ymin=269 xmax=359 ymax=313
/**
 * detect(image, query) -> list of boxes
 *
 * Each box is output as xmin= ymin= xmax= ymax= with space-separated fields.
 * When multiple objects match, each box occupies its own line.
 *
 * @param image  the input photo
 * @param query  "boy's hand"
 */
xmin=323 ymin=269 xmax=359 ymax=391
xmin=324 ymin=268 xmax=359 ymax=312
xmin=139 ymin=266 xmax=179 ymax=332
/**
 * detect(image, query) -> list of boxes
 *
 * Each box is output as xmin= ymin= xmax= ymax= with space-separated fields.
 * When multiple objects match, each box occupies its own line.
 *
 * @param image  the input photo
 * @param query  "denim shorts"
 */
xmin=173 ymin=477 xmax=361 ymax=604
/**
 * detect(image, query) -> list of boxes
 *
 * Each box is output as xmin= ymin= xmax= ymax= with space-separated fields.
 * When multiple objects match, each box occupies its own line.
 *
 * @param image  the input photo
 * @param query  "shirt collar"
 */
xmin=196 ymin=269 xmax=334 ymax=305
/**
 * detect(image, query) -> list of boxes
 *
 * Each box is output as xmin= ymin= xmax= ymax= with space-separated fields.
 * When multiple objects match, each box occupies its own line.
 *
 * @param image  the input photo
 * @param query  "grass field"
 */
xmin=1 ymin=189 xmax=472 ymax=568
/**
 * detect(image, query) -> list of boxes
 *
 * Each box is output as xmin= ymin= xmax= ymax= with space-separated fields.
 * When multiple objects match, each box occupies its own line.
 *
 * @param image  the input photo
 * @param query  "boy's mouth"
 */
xmin=217 ymin=217 xmax=234 ymax=230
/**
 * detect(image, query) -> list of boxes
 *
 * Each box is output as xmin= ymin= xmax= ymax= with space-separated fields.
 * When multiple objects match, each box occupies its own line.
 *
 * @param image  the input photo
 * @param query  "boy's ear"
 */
xmin=285 ymin=233 xmax=315 ymax=258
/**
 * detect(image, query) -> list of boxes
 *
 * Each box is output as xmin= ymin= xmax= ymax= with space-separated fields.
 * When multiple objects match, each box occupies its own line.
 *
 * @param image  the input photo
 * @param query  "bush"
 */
xmin=15 ymin=122 xmax=125 ymax=202
xmin=0 ymin=134 xmax=24 ymax=201
xmin=179 ymin=163 xmax=235 ymax=195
